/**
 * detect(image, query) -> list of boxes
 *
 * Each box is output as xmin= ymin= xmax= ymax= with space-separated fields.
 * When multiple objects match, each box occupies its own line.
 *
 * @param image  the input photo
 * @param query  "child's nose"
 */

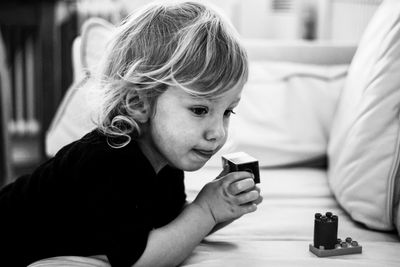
xmin=204 ymin=120 xmax=225 ymax=142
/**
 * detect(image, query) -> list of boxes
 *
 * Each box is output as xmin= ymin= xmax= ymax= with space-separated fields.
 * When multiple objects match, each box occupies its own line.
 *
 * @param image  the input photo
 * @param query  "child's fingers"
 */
xmin=235 ymin=190 xmax=259 ymax=205
xmin=229 ymin=178 xmax=255 ymax=195
xmin=239 ymin=203 xmax=258 ymax=214
xmin=253 ymin=194 xmax=263 ymax=205
xmin=221 ymin=172 xmax=254 ymax=192
xmin=221 ymin=171 xmax=253 ymax=184
xmin=250 ymin=186 xmax=263 ymax=205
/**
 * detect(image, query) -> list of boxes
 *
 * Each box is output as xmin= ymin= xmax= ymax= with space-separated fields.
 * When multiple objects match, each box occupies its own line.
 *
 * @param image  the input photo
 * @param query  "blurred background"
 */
xmin=0 ymin=0 xmax=383 ymax=186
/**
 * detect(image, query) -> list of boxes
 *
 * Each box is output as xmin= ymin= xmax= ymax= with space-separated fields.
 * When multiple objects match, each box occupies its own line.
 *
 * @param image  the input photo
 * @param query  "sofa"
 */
xmin=38 ymin=0 xmax=400 ymax=266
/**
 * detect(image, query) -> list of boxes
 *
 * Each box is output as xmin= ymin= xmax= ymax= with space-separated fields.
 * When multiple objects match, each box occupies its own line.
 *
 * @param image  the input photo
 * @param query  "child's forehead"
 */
xmin=179 ymin=88 xmax=235 ymax=103
xmin=169 ymin=86 xmax=242 ymax=107
xmin=171 ymin=83 xmax=242 ymax=100
xmin=187 ymin=94 xmax=240 ymax=105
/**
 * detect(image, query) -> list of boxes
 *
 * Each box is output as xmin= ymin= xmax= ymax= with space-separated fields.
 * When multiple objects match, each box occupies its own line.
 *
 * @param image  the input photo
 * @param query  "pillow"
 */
xmin=204 ymin=61 xmax=348 ymax=168
xmin=45 ymin=18 xmax=113 ymax=156
xmin=328 ymin=0 xmax=400 ymax=232
xmin=79 ymin=18 xmax=114 ymax=77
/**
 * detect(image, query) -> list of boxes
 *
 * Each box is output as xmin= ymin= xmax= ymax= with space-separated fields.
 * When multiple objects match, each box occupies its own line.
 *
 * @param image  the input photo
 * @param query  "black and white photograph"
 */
xmin=0 ymin=0 xmax=399 ymax=266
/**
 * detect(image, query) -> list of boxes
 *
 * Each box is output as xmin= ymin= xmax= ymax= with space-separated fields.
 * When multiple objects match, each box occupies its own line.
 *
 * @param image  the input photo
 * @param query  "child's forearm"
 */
xmin=132 ymin=202 xmax=215 ymax=267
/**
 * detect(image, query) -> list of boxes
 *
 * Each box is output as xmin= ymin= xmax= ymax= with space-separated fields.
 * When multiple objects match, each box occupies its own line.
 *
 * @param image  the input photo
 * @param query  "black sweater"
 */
xmin=0 ymin=130 xmax=186 ymax=267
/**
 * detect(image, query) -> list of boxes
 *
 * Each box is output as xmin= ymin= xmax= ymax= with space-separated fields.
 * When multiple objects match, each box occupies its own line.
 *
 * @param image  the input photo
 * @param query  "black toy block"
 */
xmin=221 ymin=152 xmax=260 ymax=183
xmin=309 ymin=212 xmax=362 ymax=257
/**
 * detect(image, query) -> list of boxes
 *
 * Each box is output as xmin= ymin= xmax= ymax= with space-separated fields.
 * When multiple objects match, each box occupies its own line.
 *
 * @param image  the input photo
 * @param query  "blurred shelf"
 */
xmin=10 ymin=134 xmax=42 ymax=179
xmin=0 ymin=0 xmax=78 ymax=186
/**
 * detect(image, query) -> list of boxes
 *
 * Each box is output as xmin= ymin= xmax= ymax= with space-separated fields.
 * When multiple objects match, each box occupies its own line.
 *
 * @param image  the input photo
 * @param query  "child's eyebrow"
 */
xmin=187 ymin=94 xmax=215 ymax=103
xmin=187 ymin=94 xmax=241 ymax=105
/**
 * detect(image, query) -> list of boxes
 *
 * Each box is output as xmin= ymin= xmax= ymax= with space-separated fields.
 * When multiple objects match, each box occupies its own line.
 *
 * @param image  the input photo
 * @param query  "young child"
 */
xmin=0 ymin=1 xmax=262 ymax=266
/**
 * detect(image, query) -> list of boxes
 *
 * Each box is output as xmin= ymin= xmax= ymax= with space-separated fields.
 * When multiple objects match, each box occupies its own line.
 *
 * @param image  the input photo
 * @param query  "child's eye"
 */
xmin=224 ymin=109 xmax=236 ymax=117
xmin=190 ymin=106 xmax=209 ymax=116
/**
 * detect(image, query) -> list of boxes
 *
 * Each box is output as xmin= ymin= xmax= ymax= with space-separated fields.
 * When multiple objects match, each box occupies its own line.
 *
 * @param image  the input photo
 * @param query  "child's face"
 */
xmin=140 ymin=82 xmax=243 ymax=172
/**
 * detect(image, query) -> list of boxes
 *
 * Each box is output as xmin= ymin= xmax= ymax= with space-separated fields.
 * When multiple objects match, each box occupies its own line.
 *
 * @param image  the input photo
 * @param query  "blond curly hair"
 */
xmin=95 ymin=1 xmax=248 ymax=147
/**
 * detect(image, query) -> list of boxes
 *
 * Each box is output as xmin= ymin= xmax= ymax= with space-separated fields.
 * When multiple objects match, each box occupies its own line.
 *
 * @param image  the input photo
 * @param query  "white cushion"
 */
xmin=45 ymin=18 xmax=113 ymax=156
xmin=205 ymin=61 xmax=348 ymax=168
xmin=45 ymin=79 xmax=97 ymax=156
xmin=328 ymin=0 xmax=400 ymax=231
xmin=79 ymin=18 xmax=114 ymax=76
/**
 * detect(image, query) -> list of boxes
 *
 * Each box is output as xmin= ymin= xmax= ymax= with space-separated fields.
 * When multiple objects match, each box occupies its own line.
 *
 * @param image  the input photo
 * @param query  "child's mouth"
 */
xmin=192 ymin=149 xmax=215 ymax=160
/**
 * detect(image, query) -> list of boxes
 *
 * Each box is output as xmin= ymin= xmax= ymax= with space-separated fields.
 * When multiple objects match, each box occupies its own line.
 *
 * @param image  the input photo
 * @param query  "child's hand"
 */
xmin=193 ymin=171 xmax=262 ymax=225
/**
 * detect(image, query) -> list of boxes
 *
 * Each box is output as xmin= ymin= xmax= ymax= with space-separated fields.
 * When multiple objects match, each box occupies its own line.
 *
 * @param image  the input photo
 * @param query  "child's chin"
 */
xmin=183 ymin=162 xmax=207 ymax=172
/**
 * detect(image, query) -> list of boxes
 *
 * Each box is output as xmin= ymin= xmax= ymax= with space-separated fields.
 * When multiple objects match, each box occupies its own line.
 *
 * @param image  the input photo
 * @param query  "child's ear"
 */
xmin=133 ymin=98 xmax=151 ymax=123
